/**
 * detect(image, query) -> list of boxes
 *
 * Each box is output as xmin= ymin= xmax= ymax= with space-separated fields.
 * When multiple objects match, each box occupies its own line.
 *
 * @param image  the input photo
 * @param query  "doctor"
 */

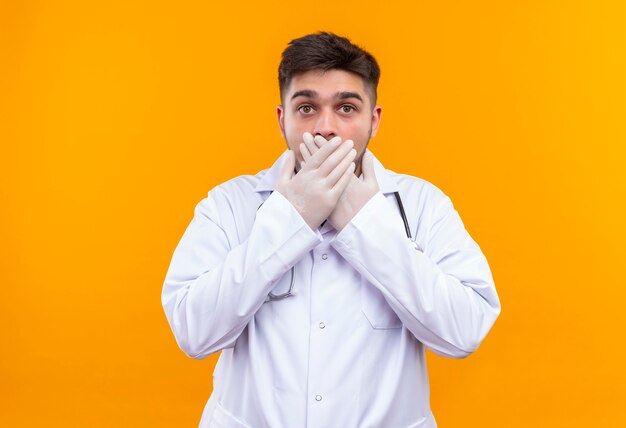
xmin=162 ymin=32 xmax=501 ymax=428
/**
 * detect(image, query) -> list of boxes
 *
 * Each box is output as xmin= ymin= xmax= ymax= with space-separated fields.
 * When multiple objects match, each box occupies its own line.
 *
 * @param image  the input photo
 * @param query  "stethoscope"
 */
xmin=261 ymin=191 xmax=422 ymax=302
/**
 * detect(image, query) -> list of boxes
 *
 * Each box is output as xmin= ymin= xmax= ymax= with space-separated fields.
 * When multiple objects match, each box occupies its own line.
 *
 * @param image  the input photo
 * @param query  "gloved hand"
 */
xmin=299 ymin=132 xmax=342 ymax=169
xmin=276 ymin=136 xmax=356 ymax=230
xmin=299 ymin=133 xmax=380 ymax=231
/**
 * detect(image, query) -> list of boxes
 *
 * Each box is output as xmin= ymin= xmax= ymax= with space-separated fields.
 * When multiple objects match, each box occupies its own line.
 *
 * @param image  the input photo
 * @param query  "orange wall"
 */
xmin=2 ymin=1 xmax=625 ymax=426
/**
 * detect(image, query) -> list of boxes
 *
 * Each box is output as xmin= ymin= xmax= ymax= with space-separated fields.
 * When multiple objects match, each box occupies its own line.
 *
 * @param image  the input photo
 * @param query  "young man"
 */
xmin=162 ymin=32 xmax=501 ymax=428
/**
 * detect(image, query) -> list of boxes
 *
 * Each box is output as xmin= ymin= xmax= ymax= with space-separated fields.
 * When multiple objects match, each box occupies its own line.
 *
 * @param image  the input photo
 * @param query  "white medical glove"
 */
xmin=300 ymin=135 xmax=380 ymax=232
xmin=276 ymin=138 xmax=356 ymax=231
xmin=329 ymin=149 xmax=379 ymax=231
xmin=300 ymin=132 xmax=341 ymax=167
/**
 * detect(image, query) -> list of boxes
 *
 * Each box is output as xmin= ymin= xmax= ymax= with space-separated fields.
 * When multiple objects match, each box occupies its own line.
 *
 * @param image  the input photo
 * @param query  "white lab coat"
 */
xmin=162 ymin=150 xmax=501 ymax=428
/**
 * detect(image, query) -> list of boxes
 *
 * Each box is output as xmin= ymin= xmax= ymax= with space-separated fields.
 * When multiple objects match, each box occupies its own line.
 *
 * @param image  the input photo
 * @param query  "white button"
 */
xmin=319 ymin=322 xmax=326 ymax=329
xmin=321 ymin=253 xmax=328 ymax=260
xmin=315 ymin=395 xmax=322 ymax=401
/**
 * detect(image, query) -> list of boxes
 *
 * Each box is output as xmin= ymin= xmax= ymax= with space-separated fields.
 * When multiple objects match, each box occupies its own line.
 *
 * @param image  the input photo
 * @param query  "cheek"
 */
xmin=283 ymin=117 xmax=306 ymax=140
xmin=282 ymin=125 xmax=306 ymax=161
xmin=346 ymin=124 xmax=371 ymax=151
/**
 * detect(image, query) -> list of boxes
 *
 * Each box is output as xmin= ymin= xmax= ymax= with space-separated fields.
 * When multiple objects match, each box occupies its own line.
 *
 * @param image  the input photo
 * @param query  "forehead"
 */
xmin=285 ymin=69 xmax=368 ymax=101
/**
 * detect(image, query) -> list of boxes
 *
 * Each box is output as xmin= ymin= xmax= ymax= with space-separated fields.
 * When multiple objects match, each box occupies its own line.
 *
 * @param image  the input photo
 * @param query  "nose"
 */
xmin=313 ymin=108 xmax=338 ymax=140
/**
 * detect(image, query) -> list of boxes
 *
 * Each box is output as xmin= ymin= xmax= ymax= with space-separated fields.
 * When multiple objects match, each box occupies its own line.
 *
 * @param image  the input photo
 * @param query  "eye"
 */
xmin=298 ymin=105 xmax=314 ymax=114
xmin=340 ymin=105 xmax=356 ymax=113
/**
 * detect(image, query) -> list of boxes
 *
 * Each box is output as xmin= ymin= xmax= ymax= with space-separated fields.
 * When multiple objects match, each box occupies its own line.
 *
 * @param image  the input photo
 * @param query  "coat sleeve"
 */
xmin=330 ymin=190 xmax=501 ymax=358
xmin=161 ymin=188 xmax=322 ymax=360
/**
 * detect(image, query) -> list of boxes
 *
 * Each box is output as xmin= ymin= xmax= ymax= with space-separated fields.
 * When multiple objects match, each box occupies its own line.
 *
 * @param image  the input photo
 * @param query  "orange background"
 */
xmin=2 ymin=1 xmax=625 ymax=426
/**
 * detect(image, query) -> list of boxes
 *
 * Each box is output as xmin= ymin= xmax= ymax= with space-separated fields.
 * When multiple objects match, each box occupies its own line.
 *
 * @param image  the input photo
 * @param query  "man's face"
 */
xmin=277 ymin=69 xmax=382 ymax=176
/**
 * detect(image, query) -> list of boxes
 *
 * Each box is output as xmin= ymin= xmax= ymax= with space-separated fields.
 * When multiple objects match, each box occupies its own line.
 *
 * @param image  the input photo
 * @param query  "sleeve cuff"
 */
xmin=254 ymin=191 xmax=323 ymax=280
xmin=332 ymin=191 xmax=396 ymax=249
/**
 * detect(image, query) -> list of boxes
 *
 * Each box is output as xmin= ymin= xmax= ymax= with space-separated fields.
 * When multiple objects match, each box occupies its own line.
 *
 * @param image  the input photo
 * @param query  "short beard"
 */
xmin=354 ymin=128 xmax=372 ymax=176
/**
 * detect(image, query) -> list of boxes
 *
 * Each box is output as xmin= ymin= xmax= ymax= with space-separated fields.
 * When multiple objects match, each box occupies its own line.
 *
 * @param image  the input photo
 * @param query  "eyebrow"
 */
xmin=336 ymin=91 xmax=364 ymax=102
xmin=291 ymin=90 xmax=364 ymax=103
xmin=291 ymin=89 xmax=317 ymax=100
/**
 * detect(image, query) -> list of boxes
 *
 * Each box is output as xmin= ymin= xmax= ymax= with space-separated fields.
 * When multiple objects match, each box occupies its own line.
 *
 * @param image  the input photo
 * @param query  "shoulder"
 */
xmin=383 ymin=169 xmax=463 ymax=251
xmin=386 ymin=168 xmax=452 ymax=209
xmin=193 ymin=167 xmax=271 ymax=222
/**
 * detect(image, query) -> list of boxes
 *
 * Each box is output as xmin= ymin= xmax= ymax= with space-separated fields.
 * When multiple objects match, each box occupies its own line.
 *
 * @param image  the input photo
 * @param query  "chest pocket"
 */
xmin=361 ymin=278 xmax=403 ymax=329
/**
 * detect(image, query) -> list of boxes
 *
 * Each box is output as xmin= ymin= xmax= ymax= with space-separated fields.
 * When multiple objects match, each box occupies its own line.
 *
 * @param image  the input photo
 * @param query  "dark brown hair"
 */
xmin=278 ymin=32 xmax=381 ymax=106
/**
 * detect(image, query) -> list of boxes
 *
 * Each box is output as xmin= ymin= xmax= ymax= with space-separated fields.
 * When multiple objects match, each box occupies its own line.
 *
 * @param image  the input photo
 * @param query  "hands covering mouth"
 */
xmin=276 ymin=132 xmax=379 ymax=231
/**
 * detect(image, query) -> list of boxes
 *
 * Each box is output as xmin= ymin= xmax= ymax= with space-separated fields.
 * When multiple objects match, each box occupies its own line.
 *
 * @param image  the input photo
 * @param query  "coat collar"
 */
xmin=254 ymin=149 xmax=399 ymax=194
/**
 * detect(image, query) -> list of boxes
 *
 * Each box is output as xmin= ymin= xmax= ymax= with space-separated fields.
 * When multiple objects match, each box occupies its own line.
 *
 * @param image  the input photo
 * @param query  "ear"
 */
xmin=369 ymin=105 xmax=382 ymax=138
xmin=276 ymin=105 xmax=286 ymax=139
